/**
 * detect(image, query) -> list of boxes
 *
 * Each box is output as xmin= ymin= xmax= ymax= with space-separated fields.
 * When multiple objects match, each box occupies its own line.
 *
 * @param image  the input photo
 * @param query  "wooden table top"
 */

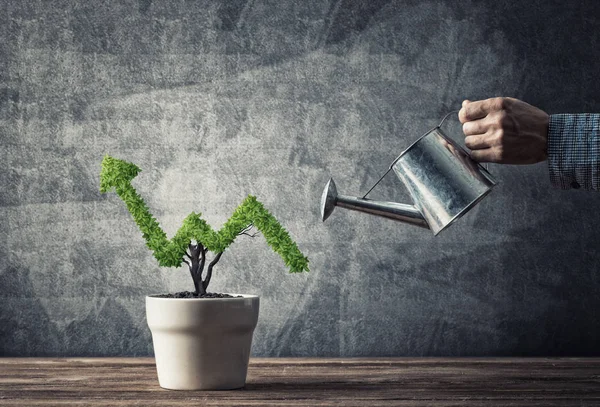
xmin=0 ymin=358 xmax=599 ymax=406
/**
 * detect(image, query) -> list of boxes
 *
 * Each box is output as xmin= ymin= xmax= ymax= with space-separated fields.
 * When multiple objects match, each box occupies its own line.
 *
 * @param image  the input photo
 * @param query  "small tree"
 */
xmin=100 ymin=155 xmax=309 ymax=295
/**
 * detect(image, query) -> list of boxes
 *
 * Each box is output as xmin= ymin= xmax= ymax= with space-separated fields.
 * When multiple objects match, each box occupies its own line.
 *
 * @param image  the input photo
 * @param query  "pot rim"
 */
xmin=146 ymin=293 xmax=259 ymax=301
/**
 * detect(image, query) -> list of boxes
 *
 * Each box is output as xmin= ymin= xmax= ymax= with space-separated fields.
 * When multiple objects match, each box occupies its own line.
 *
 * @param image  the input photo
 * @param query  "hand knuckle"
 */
xmin=497 ymin=97 xmax=507 ymax=110
xmin=500 ymin=110 xmax=513 ymax=126
xmin=496 ymin=147 xmax=504 ymax=161
xmin=491 ymin=116 xmax=502 ymax=128
xmin=495 ymin=129 xmax=504 ymax=142
xmin=489 ymin=98 xmax=501 ymax=111
xmin=498 ymin=109 xmax=508 ymax=119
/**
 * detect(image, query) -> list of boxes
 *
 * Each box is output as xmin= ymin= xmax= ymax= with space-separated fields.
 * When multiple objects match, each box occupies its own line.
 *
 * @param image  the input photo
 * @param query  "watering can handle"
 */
xmin=362 ymin=110 xmax=461 ymax=199
xmin=437 ymin=110 xmax=460 ymax=130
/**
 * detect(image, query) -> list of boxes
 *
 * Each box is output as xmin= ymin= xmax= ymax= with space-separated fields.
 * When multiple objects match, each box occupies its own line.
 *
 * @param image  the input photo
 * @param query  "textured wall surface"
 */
xmin=2 ymin=0 xmax=600 ymax=357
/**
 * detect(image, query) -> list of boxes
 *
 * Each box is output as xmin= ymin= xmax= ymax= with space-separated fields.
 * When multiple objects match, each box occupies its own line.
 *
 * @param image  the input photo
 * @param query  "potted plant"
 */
xmin=99 ymin=155 xmax=309 ymax=390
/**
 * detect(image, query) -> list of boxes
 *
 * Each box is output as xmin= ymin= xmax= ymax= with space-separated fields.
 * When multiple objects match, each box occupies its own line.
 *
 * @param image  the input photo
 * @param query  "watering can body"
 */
xmin=321 ymin=124 xmax=497 ymax=235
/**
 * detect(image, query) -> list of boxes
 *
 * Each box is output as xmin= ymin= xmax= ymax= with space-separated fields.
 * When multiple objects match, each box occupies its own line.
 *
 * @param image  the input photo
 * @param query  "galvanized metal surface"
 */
xmin=322 ymin=123 xmax=496 ymax=235
xmin=392 ymin=126 xmax=496 ymax=235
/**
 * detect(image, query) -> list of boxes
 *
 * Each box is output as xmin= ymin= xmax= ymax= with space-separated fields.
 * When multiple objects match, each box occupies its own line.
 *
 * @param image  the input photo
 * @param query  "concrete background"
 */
xmin=1 ymin=0 xmax=600 ymax=356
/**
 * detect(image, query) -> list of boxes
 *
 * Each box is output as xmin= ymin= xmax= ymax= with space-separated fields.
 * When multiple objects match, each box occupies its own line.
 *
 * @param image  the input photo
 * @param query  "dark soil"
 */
xmin=152 ymin=291 xmax=242 ymax=299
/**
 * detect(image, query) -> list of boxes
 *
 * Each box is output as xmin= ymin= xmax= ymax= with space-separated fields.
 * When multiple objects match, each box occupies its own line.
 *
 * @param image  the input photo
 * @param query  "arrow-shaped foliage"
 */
xmin=100 ymin=155 xmax=309 ymax=273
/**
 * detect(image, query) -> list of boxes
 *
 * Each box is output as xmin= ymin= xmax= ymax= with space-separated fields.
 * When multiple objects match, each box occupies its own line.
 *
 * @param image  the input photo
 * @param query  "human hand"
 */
xmin=458 ymin=97 xmax=549 ymax=164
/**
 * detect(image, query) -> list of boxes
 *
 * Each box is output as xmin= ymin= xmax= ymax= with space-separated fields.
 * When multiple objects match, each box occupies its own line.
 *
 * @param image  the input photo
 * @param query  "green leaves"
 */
xmin=99 ymin=155 xmax=309 ymax=273
xmin=100 ymin=155 xmax=141 ymax=194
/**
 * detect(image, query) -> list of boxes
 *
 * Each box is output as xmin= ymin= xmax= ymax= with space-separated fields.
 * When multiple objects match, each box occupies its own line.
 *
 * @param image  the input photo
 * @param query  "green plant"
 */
xmin=100 ymin=155 xmax=309 ymax=295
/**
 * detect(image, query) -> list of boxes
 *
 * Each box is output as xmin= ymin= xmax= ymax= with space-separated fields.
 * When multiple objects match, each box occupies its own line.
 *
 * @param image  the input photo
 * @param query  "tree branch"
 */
xmin=238 ymin=223 xmax=253 ymax=235
xmin=202 ymin=251 xmax=223 ymax=291
xmin=197 ymin=244 xmax=207 ymax=295
xmin=238 ymin=223 xmax=259 ymax=238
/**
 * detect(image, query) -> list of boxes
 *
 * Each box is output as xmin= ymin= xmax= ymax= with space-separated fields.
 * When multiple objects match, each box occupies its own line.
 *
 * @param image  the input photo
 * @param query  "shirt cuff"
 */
xmin=547 ymin=113 xmax=600 ymax=190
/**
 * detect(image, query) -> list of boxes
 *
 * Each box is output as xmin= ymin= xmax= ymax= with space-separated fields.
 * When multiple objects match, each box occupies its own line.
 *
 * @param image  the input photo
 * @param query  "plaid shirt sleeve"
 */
xmin=547 ymin=113 xmax=600 ymax=190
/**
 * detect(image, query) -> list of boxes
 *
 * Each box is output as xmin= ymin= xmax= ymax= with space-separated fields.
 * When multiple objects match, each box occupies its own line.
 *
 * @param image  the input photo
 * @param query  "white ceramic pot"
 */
xmin=146 ymin=294 xmax=260 ymax=390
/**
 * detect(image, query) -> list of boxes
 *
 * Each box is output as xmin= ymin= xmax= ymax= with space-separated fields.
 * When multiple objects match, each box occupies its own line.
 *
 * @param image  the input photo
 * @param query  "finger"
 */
xmin=464 ymin=135 xmax=490 ymax=150
xmin=458 ymin=100 xmax=471 ymax=123
xmin=462 ymin=119 xmax=490 ymax=136
xmin=470 ymin=149 xmax=495 ymax=163
xmin=462 ymin=97 xmax=505 ymax=121
xmin=458 ymin=106 xmax=469 ymax=123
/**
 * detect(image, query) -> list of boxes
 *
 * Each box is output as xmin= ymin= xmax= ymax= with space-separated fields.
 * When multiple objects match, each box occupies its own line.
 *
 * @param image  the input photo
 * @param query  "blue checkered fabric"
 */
xmin=547 ymin=113 xmax=600 ymax=190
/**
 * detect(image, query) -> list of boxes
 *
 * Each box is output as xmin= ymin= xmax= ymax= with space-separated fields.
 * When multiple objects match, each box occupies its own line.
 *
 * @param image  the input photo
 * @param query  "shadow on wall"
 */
xmin=216 ymin=0 xmax=392 ymax=43
xmin=318 ymin=0 xmax=392 ymax=46
xmin=0 ymin=263 xmax=151 ymax=357
xmin=454 ymin=1 xmax=600 ymax=111
xmin=217 ymin=0 xmax=252 ymax=31
xmin=339 ymin=238 xmax=600 ymax=356
xmin=495 ymin=217 xmax=600 ymax=356
xmin=0 ymin=264 xmax=63 ymax=356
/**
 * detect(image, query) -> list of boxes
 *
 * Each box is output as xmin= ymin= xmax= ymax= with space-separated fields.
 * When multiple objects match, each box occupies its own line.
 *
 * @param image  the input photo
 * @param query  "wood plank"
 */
xmin=0 ymin=358 xmax=599 ymax=406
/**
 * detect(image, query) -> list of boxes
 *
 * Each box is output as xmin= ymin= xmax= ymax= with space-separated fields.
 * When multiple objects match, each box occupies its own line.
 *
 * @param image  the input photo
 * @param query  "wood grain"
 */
xmin=0 ymin=358 xmax=599 ymax=406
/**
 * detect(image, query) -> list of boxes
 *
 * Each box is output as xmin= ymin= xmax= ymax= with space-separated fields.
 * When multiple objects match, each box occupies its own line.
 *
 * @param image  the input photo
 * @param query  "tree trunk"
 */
xmin=185 ymin=244 xmax=225 ymax=295
xmin=187 ymin=243 xmax=207 ymax=295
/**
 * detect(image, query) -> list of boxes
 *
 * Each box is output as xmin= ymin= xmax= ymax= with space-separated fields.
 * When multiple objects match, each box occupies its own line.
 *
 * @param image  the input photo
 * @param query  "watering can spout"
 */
xmin=320 ymin=178 xmax=430 ymax=229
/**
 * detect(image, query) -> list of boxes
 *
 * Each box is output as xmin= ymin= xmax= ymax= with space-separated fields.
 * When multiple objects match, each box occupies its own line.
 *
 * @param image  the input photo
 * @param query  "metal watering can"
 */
xmin=320 ymin=111 xmax=497 ymax=235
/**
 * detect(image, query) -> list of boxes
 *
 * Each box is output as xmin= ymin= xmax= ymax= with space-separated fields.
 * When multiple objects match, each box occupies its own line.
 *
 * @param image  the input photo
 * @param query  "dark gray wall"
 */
xmin=2 ymin=0 xmax=600 ymax=357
